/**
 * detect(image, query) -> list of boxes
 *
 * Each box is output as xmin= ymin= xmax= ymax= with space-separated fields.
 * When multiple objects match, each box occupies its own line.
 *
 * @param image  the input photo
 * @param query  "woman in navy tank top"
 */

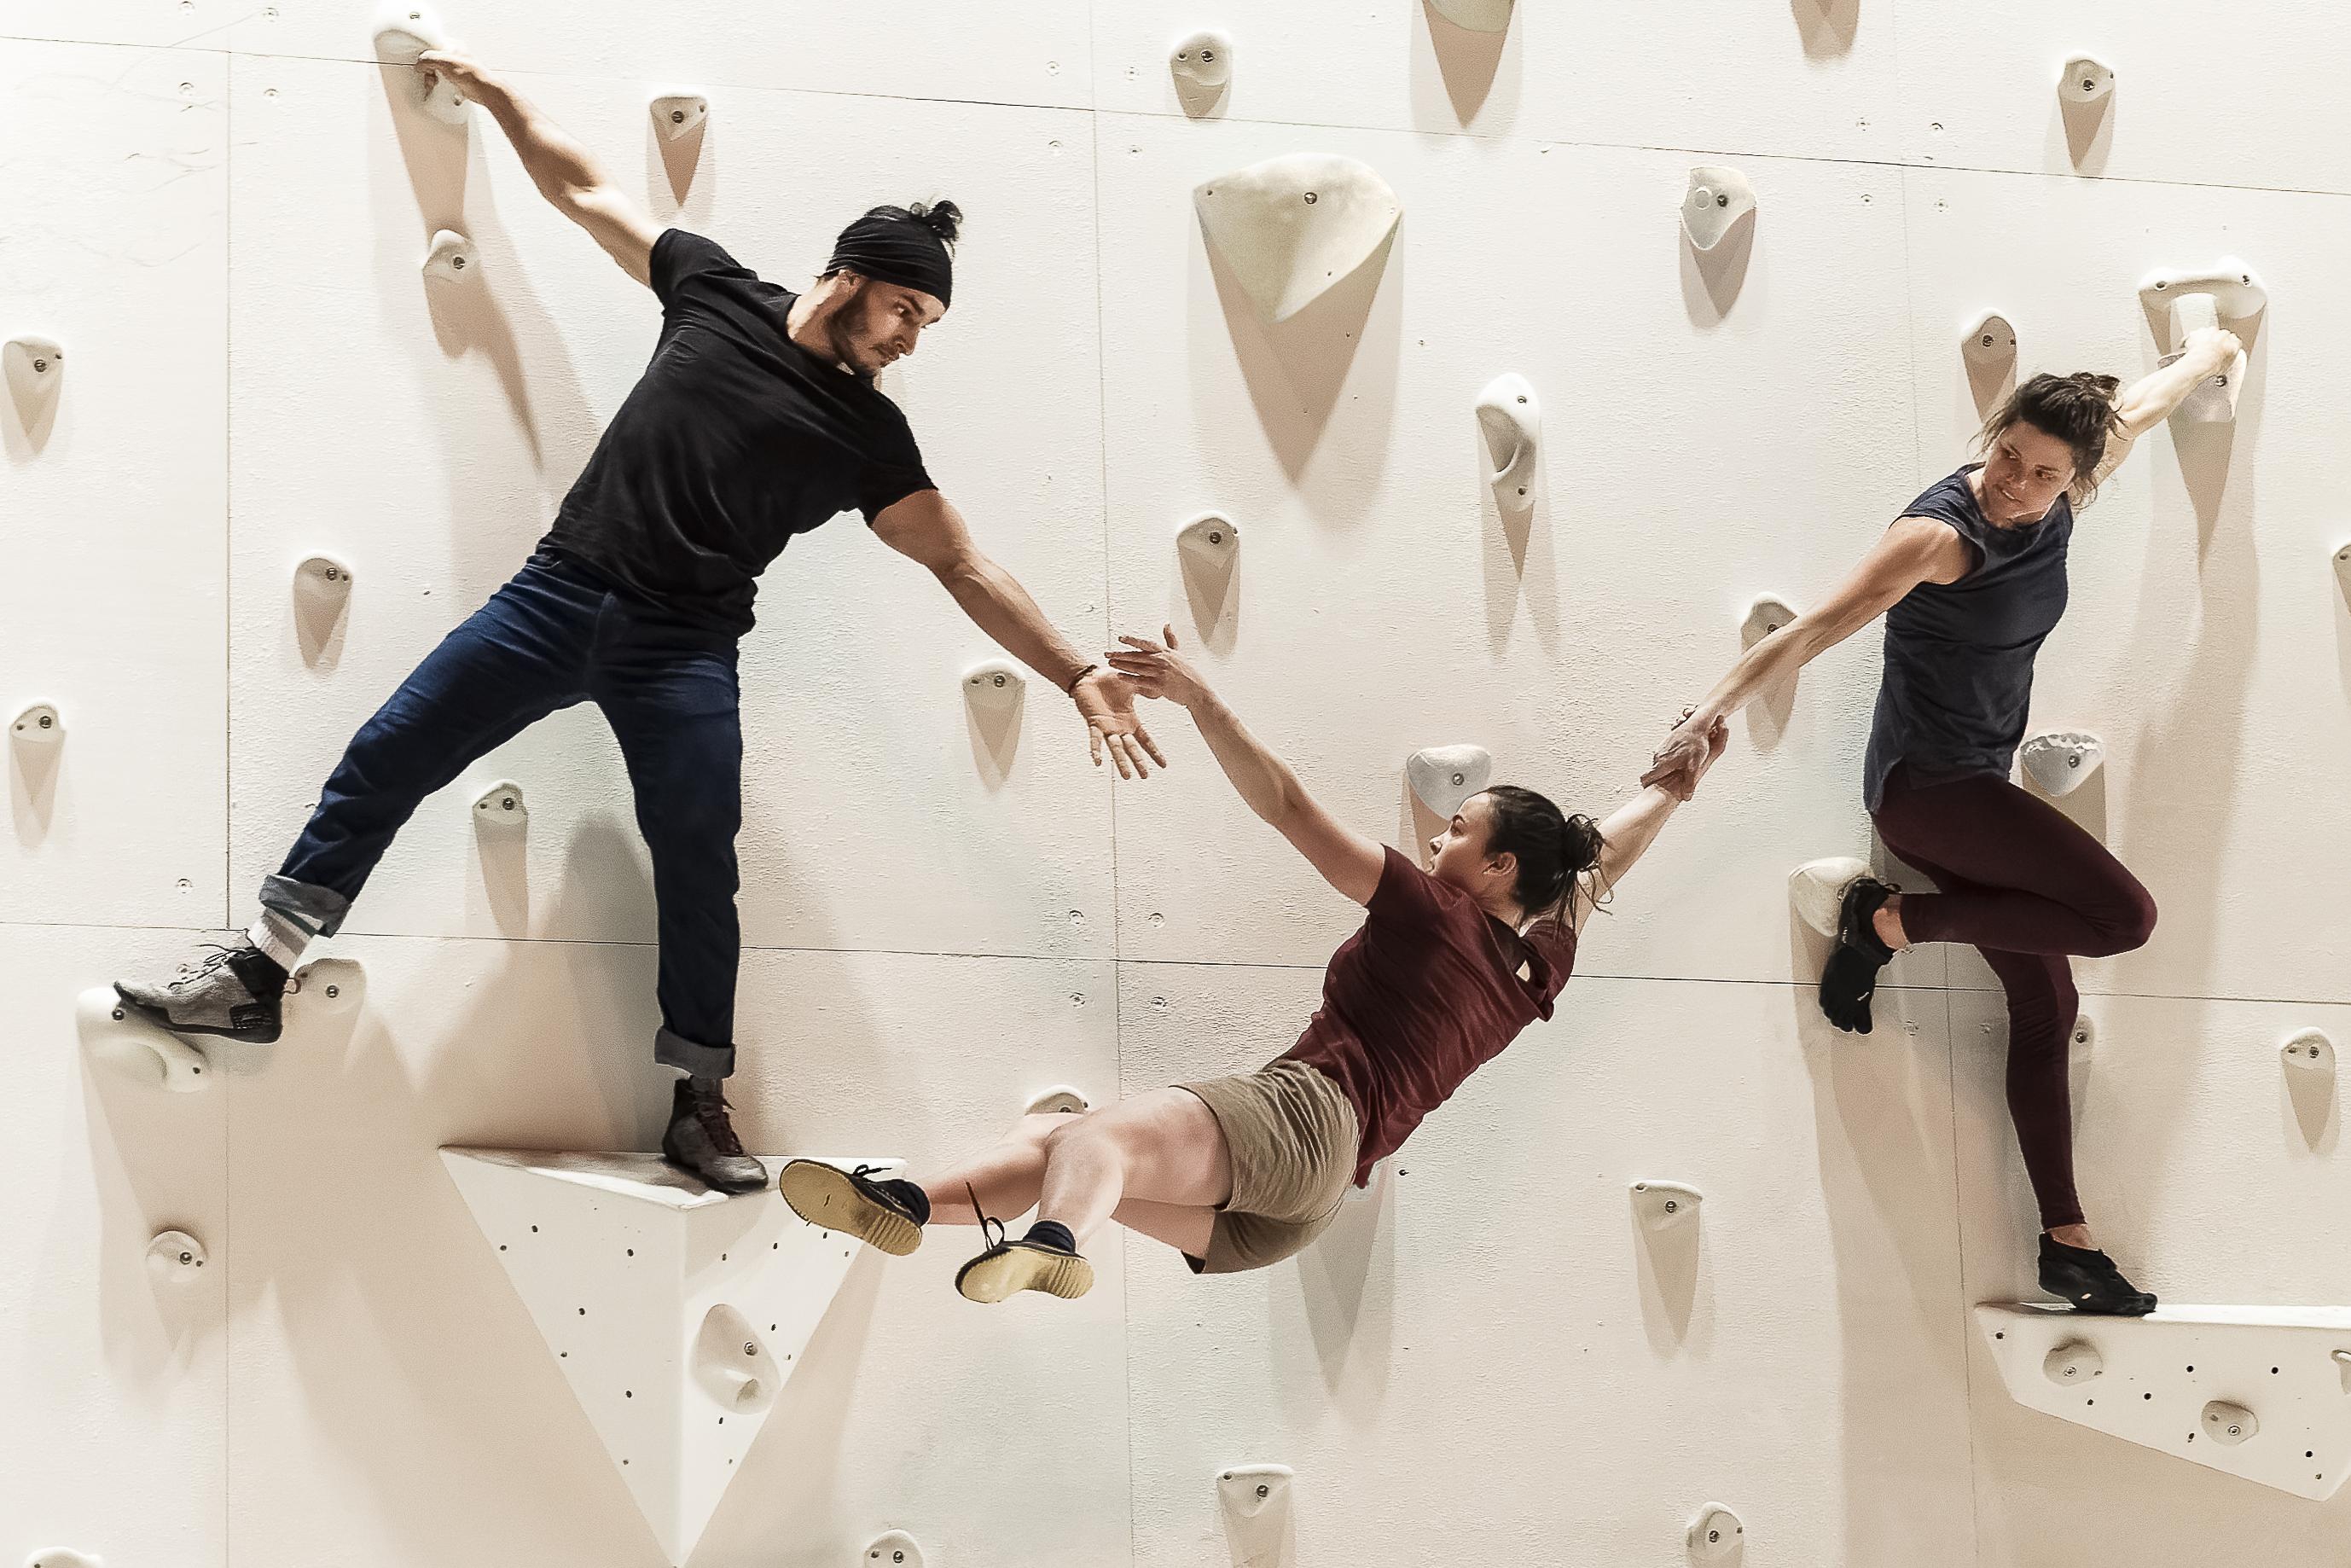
xmin=1646 ymin=328 xmax=2240 ymax=1315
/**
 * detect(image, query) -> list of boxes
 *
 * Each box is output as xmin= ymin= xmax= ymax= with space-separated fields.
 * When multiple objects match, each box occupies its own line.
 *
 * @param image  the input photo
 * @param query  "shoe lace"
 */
xmin=967 ymin=1182 xmax=1006 ymax=1250
xmin=171 ymin=944 xmax=241 ymax=990
xmin=687 ymin=1083 xmax=748 ymax=1157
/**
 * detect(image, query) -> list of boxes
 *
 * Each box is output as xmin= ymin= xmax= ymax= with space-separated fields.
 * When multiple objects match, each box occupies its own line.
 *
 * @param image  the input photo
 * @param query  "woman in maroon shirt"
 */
xmin=780 ymin=629 xmax=1727 ymax=1301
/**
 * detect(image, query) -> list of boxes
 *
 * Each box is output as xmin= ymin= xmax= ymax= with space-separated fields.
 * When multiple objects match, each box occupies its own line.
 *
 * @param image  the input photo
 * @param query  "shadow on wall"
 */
xmin=2107 ymin=361 xmax=2261 ymax=1006
xmin=374 ymin=67 xmax=606 ymax=608
xmin=1787 ymin=0 xmax=1859 ymax=60
xmin=1194 ymin=227 xmax=1402 ymax=527
xmin=1292 ymin=1163 xmax=1399 ymax=1420
xmin=1417 ymin=1 xmax=1516 ymax=129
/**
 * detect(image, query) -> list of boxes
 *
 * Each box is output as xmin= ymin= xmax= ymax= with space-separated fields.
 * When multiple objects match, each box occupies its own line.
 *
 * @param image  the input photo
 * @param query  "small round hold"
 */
xmin=146 ymin=1228 xmax=209 ymax=1281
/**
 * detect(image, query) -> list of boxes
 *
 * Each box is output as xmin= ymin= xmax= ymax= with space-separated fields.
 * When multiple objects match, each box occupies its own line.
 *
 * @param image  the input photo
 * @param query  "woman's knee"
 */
xmin=2085 ymin=877 xmax=2158 ymax=956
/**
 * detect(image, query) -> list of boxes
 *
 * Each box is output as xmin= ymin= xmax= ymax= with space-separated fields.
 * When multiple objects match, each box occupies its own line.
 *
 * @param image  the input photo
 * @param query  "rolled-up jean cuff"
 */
xmin=655 ymin=1025 xmax=734 ymax=1079
xmin=258 ymin=874 xmax=352 ymax=940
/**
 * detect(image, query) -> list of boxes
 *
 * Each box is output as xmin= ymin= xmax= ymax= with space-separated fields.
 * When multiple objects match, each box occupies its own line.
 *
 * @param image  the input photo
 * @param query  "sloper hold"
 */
xmin=961 ymin=659 xmax=1026 ymax=712
xmin=1473 ymin=373 xmax=1541 ymax=510
xmin=1194 ymin=154 xmax=1402 ymax=324
xmin=1216 ymin=1463 xmax=1294 ymax=1568
xmin=371 ymin=5 xmax=468 ymax=124
xmin=25 ymin=1552 xmax=102 ymax=1568
xmin=1025 ymin=1084 xmax=1089 ymax=1116
xmin=1428 ymin=0 xmax=1516 ymax=32
xmin=3 ymin=334 xmax=65 ymax=419
xmin=423 ymin=229 xmax=477 ymax=282
xmin=2060 ymin=54 xmax=2115 ymax=105
xmin=2043 ymin=1339 xmax=2103 ymax=1385
xmin=1176 ymin=511 xmax=1240 ymax=565
xmin=650 ymin=92 xmax=708 ymax=140
xmin=1631 ymin=1180 xmax=1702 ymax=1233
xmin=1960 ymin=310 xmax=2017 ymax=368
xmin=2281 ymin=1028 xmax=2336 ymax=1071
xmin=1685 ymin=1502 xmax=1744 ymax=1562
xmin=472 ymin=779 xmax=526 ymax=827
xmin=1680 ymin=166 xmax=1756 ymax=253
xmin=11 ymin=704 xmax=62 ymax=744
xmin=442 ymin=1148 xmax=897 ymax=1563
xmin=863 ymin=1531 xmax=926 ymax=1568
xmin=1406 ymin=745 xmax=1492 ymax=818
xmin=75 ymin=986 xmax=209 ymax=1092
xmin=147 ymin=1228 xmax=207 ymax=1281
xmin=1788 ymin=856 xmax=1872 ymax=938
xmin=1976 ymin=1302 xmax=2351 ymax=1499
xmin=1739 ymin=594 xmax=1797 ymax=649
xmin=1168 ymin=30 xmax=1234 ymax=90
xmin=2020 ymin=731 xmax=2104 ymax=797
xmin=2331 ymin=541 xmax=2351 ymax=603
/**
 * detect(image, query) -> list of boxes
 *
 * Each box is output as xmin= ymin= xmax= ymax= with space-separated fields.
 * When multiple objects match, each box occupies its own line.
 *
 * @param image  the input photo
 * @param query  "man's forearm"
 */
xmin=937 ymin=555 xmax=1092 ymax=693
xmin=462 ymin=73 xmax=606 ymax=206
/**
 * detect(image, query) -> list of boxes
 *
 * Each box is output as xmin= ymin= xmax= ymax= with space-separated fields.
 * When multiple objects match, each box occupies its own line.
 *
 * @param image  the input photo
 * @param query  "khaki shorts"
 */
xmin=1177 ymin=1058 xmax=1362 ymax=1275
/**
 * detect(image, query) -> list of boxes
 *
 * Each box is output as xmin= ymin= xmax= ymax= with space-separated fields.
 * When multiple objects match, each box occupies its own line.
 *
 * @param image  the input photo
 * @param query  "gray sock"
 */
xmin=245 ymin=910 xmax=309 ymax=972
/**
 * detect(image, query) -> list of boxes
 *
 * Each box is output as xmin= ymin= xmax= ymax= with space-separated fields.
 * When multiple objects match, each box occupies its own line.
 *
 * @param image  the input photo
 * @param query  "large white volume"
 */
xmin=442 ymin=1148 xmax=897 ymax=1562
xmin=1193 ymin=154 xmax=1402 ymax=324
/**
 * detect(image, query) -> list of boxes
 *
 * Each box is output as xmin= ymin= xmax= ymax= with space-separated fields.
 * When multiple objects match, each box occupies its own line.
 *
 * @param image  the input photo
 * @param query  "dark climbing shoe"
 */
xmin=955 ymin=1210 xmax=1094 ymax=1304
xmin=2040 ymin=1235 xmax=2157 ymax=1315
xmin=1819 ymin=875 xmax=1898 ymax=1035
xmin=778 ymin=1160 xmax=925 ymax=1256
xmin=114 ymin=941 xmax=287 ymax=1044
xmin=660 ymin=1078 xmax=769 ymax=1195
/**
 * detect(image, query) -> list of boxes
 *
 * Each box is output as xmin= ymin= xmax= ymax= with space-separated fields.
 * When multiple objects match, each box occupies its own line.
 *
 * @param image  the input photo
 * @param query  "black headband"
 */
xmin=827 ymin=208 xmax=954 ymax=311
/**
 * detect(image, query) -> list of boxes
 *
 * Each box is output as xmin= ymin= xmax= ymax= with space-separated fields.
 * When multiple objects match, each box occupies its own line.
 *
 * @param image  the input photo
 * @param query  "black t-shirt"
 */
xmin=540 ymin=229 xmax=935 ymax=635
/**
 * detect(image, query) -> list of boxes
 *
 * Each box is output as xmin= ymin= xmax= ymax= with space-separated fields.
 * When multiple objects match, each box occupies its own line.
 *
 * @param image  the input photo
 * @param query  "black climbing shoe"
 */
xmin=955 ymin=1208 xmax=1094 ymax=1304
xmin=778 ymin=1160 xmax=926 ymax=1256
xmin=660 ymin=1078 xmax=769 ymax=1195
xmin=1819 ymin=876 xmax=1898 ymax=1035
xmin=2040 ymin=1235 xmax=2157 ymax=1316
xmin=114 ymin=941 xmax=287 ymax=1044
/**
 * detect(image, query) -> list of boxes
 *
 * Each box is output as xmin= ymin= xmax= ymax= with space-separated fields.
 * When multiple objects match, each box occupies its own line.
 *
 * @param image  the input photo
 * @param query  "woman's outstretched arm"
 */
xmin=1108 ymin=627 xmax=1385 ymax=907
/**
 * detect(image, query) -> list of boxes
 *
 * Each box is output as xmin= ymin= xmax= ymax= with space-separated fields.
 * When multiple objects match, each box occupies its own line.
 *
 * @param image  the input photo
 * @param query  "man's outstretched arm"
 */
xmin=871 ymin=489 xmax=1170 ymax=781
xmin=417 ymin=52 xmax=662 ymax=285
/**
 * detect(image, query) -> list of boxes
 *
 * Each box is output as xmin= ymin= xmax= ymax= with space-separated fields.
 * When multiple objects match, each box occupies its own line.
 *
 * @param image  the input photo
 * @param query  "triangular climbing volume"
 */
xmin=442 ymin=1149 xmax=900 ymax=1563
xmin=1977 ymin=1302 xmax=2351 ymax=1500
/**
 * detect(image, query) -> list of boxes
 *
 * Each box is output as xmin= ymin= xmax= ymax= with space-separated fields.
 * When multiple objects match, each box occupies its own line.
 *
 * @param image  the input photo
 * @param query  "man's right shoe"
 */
xmin=660 ymin=1078 xmax=770 ymax=1195
xmin=778 ymin=1160 xmax=926 ymax=1256
xmin=114 ymin=943 xmax=287 ymax=1044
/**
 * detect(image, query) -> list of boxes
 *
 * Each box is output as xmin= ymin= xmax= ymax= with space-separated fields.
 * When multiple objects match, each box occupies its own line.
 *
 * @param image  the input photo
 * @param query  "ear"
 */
xmin=1484 ymin=849 xmax=1518 ymax=885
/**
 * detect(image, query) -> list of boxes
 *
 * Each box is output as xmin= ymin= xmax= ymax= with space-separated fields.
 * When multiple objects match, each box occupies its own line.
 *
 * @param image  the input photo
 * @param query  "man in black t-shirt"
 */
xmin=113 ymin=51 xmax=1166 ymax=1191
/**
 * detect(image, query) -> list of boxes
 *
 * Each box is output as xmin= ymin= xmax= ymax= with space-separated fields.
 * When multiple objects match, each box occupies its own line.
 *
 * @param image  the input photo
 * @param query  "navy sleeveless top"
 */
xmin=1862 ymin=464 xmax=2073 ymax=813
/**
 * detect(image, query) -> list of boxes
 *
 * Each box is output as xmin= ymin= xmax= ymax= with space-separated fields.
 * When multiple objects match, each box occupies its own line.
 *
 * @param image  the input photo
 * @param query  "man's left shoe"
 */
xmin=660 ymin=1077 xmax=769 ymax=1195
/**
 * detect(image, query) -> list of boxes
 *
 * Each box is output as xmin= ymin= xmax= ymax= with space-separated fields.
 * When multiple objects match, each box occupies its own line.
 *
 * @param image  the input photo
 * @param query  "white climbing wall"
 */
xmin=4 ymin=4 xmax=2350 ymax=1567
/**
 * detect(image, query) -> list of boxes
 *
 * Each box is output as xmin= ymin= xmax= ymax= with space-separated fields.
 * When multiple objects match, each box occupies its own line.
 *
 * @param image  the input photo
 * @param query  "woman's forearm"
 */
xmin=1184 ymin=688 xmax=1303 ymax=827
xmin=1593 ymin=783 xmax=1683 ymax=890
xmin=1690 ymin=625 xmax=1814 ymax=727
xmin=2116 ymin=334 xmax=2235 ymax=435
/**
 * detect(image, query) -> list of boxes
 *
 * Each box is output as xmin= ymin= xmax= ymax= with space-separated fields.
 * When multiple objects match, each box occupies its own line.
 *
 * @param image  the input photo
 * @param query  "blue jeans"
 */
xmin=265 ymin=550 xmax=744 ymax=1077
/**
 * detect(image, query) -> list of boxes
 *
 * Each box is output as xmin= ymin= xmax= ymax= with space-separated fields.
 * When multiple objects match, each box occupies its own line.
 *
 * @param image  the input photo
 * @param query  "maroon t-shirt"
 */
xmin=1280 ymin=847 xmax=1577 ymax=1185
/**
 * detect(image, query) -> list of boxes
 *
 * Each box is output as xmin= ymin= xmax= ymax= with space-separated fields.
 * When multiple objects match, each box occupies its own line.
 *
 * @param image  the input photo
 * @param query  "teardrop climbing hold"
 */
xmin=371 ymin=5 xmax=469 ymax=125
xmin=1406 ymin=745 xmax=1493 ymax=819
xmin=1428 ymin=0 xmax=1516 ymax=32
xmin=2137 ymin=258 xmax=2267 ymax=423
xmin=146 ymin=1228 xmax=208 ymax=1281
xmin=423 ymin=229 xmax=477 ymax=282
xmin=1473 ymin=373 xmax=1541 ymax=512
xmin=961 ymin=659 xmax=1027 ymax=713
xmin=1680 ymin=166 xmax=1756 ymax=253
xmin=1960 ymin=310 xmax=2017 ymax=369
xmin=2059 ymin=54 xmax=2115 ymax=105
xmin=3 ymin=334 xmax=65 ymax=423
xmin=10 ymin=704 xmax=62 ymax=746
xmin=2020 ymin=731 xmax=2104 ymax=797
xmin=1631 ymin=1180 xmax=1703 ymax=1233
xmin=2281 ymin=1029 xmax=2336 ymax=1072
xmin=472 ymin=780 xmax=527 ymax=827
xmin=1025 ymin=1085 xmax=1089 ymax=1116
xmin=862 ymin=1531 xmax=926 ymax=1568
xmin=1739 ymin=594 xmax=1798 ymax=650
xmin=1194 ymin=154 xmax=1402 ymax=324
xmin=1176 ymin=512 xmax=1240 ymax=566
xmin=1168 ymin=29 xmax=1234 ymax=93
xmin=1788 ymin=856 xmax=1872 ymax=938
xmin=650 ymin=92 xmax=708 ymax=140
xmin=1685 ymin=1502 xmax=1744 ymax=1562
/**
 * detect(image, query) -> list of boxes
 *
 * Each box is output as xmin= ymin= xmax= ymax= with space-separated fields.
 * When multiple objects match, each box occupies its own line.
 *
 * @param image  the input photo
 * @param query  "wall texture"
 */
xmin=4 ymin=3 xmax=2348 ymax=1565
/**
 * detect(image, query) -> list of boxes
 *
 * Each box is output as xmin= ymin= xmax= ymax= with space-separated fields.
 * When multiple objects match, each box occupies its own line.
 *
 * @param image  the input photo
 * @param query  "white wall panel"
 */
xmin=224 ymin=937 xmax=1129 ymax=1566
xmin=1092 ymin=0 xmax=1897 ymax=161
xmin=228 ymin=57 xmax=1114 ymax=960
xmin=1950 ymin=987 xmax=2351 ymax=1563
xmin=1122 ymin=967 xmax=1975 ymax=1566
xmin=1099 ymin=116 xmax=1932 ymax=987
xmin=0 ymin=3 xmax=236 ymax=49
xmin=1894 ymin=0 xmax=2351 ymax=194
xmin=0 ymin=926 xmax=226 ymax=1568
xmin=232 ymin=0 xmax=1090 ymax=113
xmin=1901 ymin=166 xmax=2351 ymax=1005
xmin=0 ymin=40 xmax=227 ymax=926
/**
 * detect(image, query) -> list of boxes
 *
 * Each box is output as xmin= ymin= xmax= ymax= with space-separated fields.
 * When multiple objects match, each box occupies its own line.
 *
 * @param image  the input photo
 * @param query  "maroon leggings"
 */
xmin=1871 ymin=764 xmax=2158 ymax=1230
